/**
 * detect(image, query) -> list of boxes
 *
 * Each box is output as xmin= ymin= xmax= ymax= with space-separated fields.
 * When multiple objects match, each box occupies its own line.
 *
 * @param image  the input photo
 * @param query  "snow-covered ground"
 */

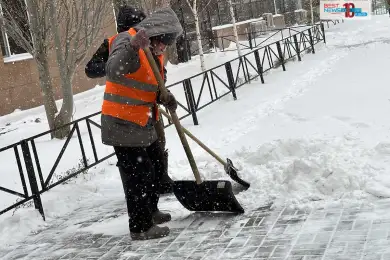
xmin=1 ymin=15 xmax=390 ymax=250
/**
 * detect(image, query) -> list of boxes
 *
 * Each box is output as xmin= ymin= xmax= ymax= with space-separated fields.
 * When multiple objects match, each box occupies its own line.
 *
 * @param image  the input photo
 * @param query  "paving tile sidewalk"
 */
xmin=2 ymin=199 xmax=390 ymax=260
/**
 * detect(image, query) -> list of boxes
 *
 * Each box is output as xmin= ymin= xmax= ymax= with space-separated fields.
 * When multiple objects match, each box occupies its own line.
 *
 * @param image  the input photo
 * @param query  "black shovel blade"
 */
xmin=173 ymin=180 xmax=245 ymax=214
xmin=225 ymin=158 xmax=250 ymax=189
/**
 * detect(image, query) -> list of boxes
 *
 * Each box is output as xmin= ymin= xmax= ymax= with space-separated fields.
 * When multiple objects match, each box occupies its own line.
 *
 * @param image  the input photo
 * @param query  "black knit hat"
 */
xmin=116 ymin=6 xmax=146 ymax=33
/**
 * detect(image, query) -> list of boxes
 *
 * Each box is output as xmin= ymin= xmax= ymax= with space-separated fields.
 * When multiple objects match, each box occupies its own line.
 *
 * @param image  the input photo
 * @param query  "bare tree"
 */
xmin=1 ymin=0 xmax=113 ymax=139
xmin=0 ymin=0 xmax=58 ymax=137
xmin=142 ymin=0 xmax=171 ymax=14
xmin=185 ymin=0 xmax=212 ymax=72
xmin=113 ymin=0 xmax=141 ymax=13
xmin=227 ymin=0 xmax=242 ymax=57
xmin=113 ymin=0 xmax=170 ymax=14
xmin=48 ymin=0 xmax=113 ymax=138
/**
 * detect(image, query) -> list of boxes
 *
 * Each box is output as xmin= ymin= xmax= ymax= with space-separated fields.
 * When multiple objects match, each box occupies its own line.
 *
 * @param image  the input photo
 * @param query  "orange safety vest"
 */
xmin=102 ymin=28 xmax=164 ymax=126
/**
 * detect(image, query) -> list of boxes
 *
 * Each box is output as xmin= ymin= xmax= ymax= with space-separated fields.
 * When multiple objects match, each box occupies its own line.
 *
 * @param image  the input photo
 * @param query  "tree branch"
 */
xmin=199 ymin=0 xmax=213 ymax=14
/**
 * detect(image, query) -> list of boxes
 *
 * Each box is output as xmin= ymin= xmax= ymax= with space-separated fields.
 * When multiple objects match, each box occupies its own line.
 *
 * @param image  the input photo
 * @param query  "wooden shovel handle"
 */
xmin=158 ymin=108 xmax=226 ymax=167
xmin=143 ymin=48 xmax=202 ymax=184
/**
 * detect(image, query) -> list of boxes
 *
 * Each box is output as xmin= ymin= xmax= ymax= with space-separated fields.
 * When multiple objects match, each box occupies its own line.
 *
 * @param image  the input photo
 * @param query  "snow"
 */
xmin=3 ymin=53 xmax=33 ymax=64
xmin=212 ymin=18 xmax=265 ymax=30
xmin=1 ymin=15 xmax=390 ymax=250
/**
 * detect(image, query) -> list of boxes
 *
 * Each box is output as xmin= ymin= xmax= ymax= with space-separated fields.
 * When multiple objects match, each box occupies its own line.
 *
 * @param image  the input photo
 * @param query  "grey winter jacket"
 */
xmin=101 ymin=7 xmax=183 ymax=148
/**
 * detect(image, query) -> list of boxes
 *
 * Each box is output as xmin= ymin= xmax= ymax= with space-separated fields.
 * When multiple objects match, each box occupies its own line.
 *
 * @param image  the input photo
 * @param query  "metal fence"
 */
xmin=181 ymin=20 xmax=342 ymax=59
xmin=0 ymin=112 xmax=113 ymax=220
xmin=162 ymin=23 xmax=326 ymax=127
xmin=0 ymin=22 xmax=327 ymax=220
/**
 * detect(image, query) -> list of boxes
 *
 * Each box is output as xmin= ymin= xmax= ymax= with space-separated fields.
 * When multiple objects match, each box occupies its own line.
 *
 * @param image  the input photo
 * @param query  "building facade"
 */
xmin=0 ymin=0 xmax=117 ymax=116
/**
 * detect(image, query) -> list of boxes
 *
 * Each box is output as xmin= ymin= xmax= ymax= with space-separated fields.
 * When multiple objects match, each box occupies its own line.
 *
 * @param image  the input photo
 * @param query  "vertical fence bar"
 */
xmin=165 ymin=107 xmax=172 ymax=125
xmin=308 ymin=29 xmax=315 ymax=54
xmin=21 ymin=140 xmax=45 ymax=221
xmin=183 ymin=79 xmax=199 ymax=125
xmin=225 ymin=62 xmax=238 ymax=100
xmin=243 ymin=57 xmax=251 ymax=84
xmin=75 ymin=123 xmax=88 ymax=168
xmin=14 ymin=145 xmax=28 ymax=197
xmin=320 ymin=22 xmax=326 ymax=44
xmin=240 ymin=57 xmax=249 ymax=83
xmin=205 ymin=73 xmax=214 ymax=101
xmin=248 ymin=31 xmax=253 ymax=50
xmin=86 ymin=120 xmax=98 ymax=163
xmin=30 ymin=140 xmax=45 ymax=189
xmin=254 ymin=50 xmax=265 ymax=84
xmin=210 ymin=71 xmax=219 ymax=99
xmin=276 ymin=41 xmax=286 ymax=71
xmin=293 ymin=34 xmax=301 ymax=61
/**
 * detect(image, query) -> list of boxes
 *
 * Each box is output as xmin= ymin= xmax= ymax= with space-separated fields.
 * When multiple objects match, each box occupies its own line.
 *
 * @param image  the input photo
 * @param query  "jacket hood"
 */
xmin=134 ymin=7 xmax=183 ymax=41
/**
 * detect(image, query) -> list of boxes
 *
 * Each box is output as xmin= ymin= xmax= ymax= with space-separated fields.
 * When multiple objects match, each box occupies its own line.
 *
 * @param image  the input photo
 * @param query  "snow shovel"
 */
xmin=144 ymin=47 xmax=244 ymax=214
xmin=158 ymin=108 xmax=250 ymax=189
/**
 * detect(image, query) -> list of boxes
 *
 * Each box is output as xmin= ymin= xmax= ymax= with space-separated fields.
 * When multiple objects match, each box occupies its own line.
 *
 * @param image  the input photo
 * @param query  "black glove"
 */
xmin=129 ymin=29 xmax=149 ymax=50
xmin=158 ymin=90 xmax=177 ymax=112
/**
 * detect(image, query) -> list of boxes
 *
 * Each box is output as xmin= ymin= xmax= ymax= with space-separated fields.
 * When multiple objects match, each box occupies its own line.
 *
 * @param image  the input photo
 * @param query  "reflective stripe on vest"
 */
xmin=102 ymin=28 xmax=164 ymax=126
xmin=107 ymin=34 xmax=117 ymax=54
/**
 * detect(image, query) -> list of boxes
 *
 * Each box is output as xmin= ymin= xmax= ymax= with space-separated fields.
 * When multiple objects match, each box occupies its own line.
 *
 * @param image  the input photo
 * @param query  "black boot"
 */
xmin=159 ymin=149 xmax=174 ymax=194
xmin=152 ymin=210 xmax=171 ymax=224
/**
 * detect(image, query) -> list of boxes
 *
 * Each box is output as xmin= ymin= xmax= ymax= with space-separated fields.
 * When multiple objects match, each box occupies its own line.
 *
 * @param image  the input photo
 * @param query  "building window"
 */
xmin=0 ymin=0 xmax=31 ymax=60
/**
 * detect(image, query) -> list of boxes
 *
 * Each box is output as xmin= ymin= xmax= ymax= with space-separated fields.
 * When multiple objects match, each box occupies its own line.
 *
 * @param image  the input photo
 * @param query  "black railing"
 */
xmin=185 ymin=21 xmax=341 ymax=56
xmin=0 ymin=23 xmax=328 ymax=220
xmin=0 ymin=112 xmax=115 ymax=220
xmin=321 ymin=19 xmax=343 ymax=29
xmin=162 ymin=23 xmax=326 ymax=127
xmin=373 ymin=5 xmax=389 ymax=15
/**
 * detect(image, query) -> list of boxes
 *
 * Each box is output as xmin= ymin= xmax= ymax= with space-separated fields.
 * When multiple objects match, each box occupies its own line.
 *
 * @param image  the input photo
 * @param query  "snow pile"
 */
xmin=232 ymin=137 xmax=386 ymax=211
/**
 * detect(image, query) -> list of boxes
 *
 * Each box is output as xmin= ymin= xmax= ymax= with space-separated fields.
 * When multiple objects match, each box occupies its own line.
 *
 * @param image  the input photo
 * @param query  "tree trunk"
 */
xmin=274 ymin=0 xmax=278 ymax=14
xmin=53 ymin=73 xmax=74 ymax=139
xmin=166 ymin=44 xmax=179 ymax=65
xmin=228 ymin=0 xmax=242 ymax=57
xmin=310 ymin=0 xmax=314 ymax=24
xmin=36 ymin=56 xmax=58 ymax=138
xmin=194 ymin=10 xmax=206 ymax=72
xmin=24 ymin=0 xmax=58 ymax=137
xmin=48 ymin=0 xmax=72 ymax=139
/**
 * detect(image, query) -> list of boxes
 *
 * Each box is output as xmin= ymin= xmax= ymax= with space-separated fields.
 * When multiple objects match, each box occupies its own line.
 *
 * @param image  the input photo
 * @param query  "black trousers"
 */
xmin=155 ymin=115 xmax=166 ymax=150
xmin=114 ymin=140 xmax=165 ymax=233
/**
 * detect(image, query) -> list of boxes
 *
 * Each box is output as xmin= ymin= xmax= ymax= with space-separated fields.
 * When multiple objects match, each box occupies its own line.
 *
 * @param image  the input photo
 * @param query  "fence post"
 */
xmin=320 ymin=22 xmax=326 ymax=44
xmin=185 ymin=38 xmax=192 ymax=60
xmin=248 ymin=31 xmax=253 ymax=50
xmin=308 ymin=29 xmax=315 ymax=54
xmin=21 ymin=140 xmax=45 ymax=221
xmin=276 ymin=41 xmax=286 ymax=71
xmin=183 ymin=79 xmax=199 ymax=125
xmin=254 ymin=50 xmax=265 ymax=84
xmin=225 ymin=62 xmax=238 ymax=100
xmin=240 ymin=57 xmax=249 ymax=83
xmin=293 ymin=35 xmax=301 ymax=62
